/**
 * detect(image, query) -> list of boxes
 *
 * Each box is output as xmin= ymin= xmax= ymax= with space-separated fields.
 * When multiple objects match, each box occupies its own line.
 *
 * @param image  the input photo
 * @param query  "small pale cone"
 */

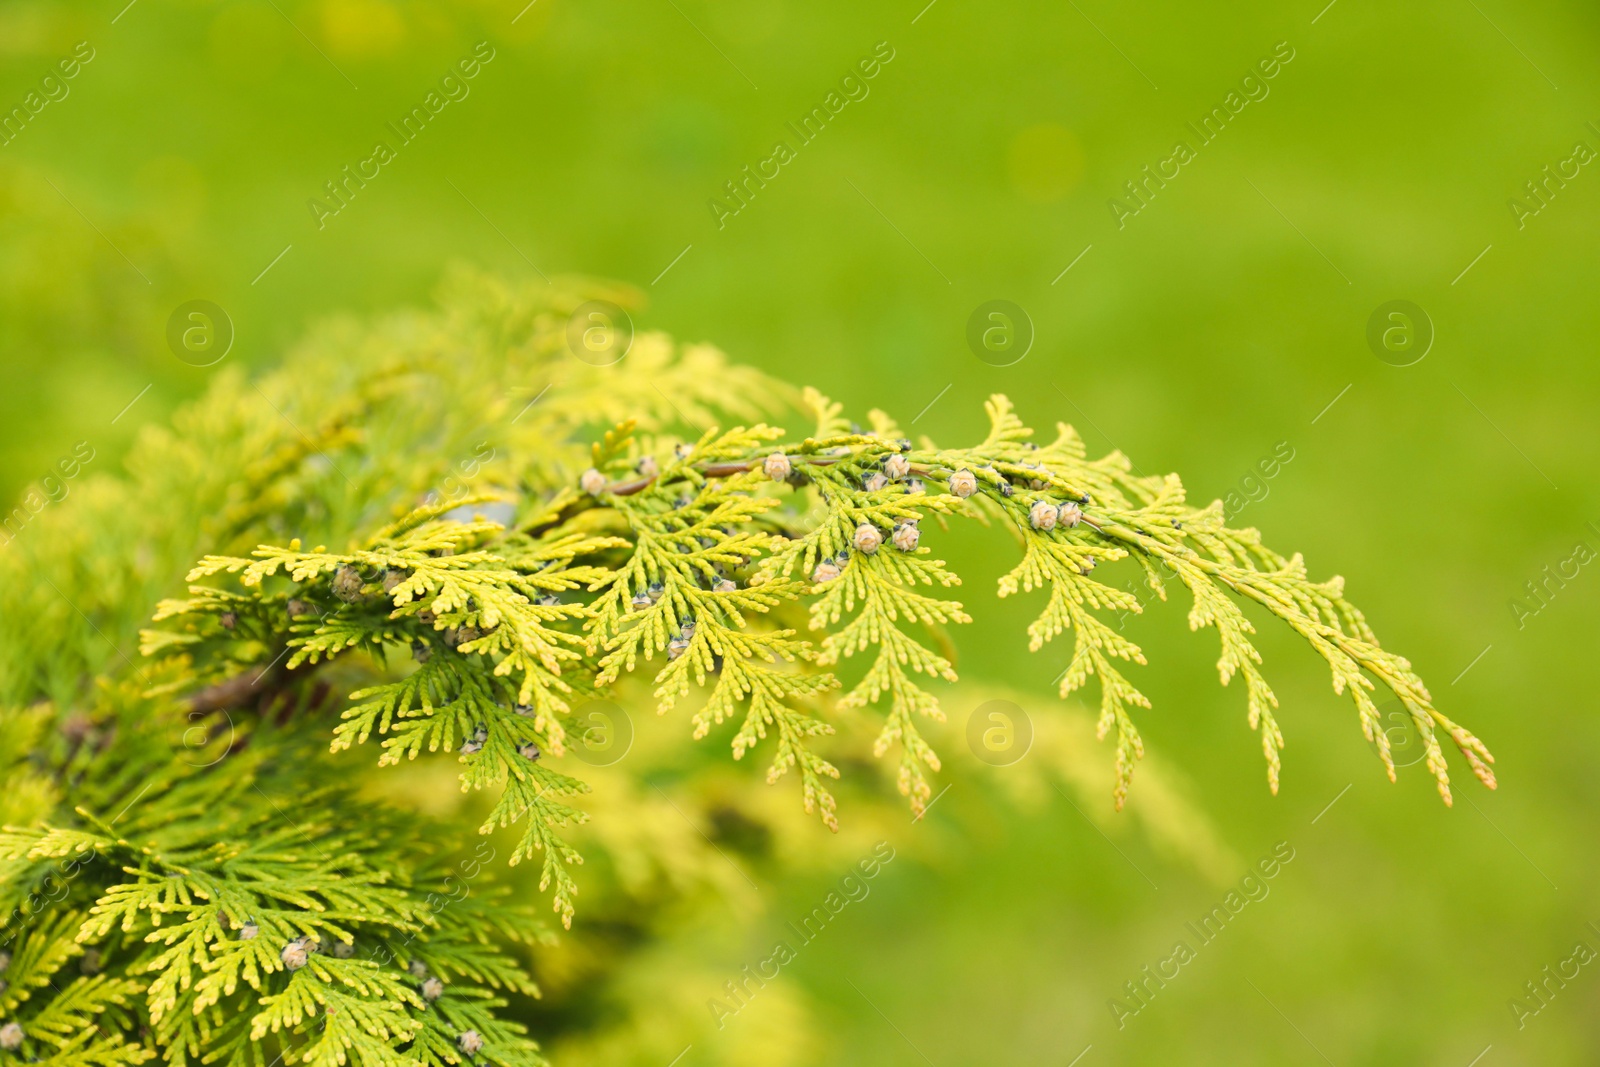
xmin=1057 ymin=501 xmax=1083 ymax=528
xmin=1029 ymin=500 xmax=1058 ymax=530
xmin=853 ymin=524 xmax=883 ymax=554
xmin=884 ymin=453 xmax=911 ymax=481
xmin=579 ymin=468 xmax=607 ymax=495
xmin=812 ymin=560 xmax=842 ymax=583
xmin=948 ymin=469 xmax=978 ymax=498
xmin=892 ymin=523 xmax=920 ymax=552
xmin=458 ymin=1031 xmax=484 ymax=1055
xmin=763 ymin=452 xmax=792 ymax=480
xmin=333 ymin=564 xmax=363 ymax=601
xmin=863 ymin=472 xmax=888 ymax=492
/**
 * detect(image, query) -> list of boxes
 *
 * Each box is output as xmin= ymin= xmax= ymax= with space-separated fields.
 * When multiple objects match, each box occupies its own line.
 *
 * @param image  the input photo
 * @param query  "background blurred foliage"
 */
xmin=1 ymin=0 xmax=1597 ymax=1062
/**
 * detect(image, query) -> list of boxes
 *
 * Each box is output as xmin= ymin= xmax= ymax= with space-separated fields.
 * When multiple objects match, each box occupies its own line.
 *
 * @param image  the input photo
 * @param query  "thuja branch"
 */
xmin=154 ymin=388 xmax=1494 ymax=928
xmin=10 ymin=269 xmax=1500 ymax=1067
xmin=572 ymin=390 xmax=1495 ymax=812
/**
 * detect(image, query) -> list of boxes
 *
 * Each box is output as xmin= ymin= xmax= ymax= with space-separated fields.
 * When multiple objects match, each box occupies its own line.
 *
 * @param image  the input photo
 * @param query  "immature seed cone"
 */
xmin=458 ymin=1031 xmax=484 ymax=1055
xmin=884 ymin=453 xmax=911 ymax=481
xmin=332 ymin=564 xmax=364 ymax=602
xmin=763 ymin=452 xmax=792 ymax=480
xmin=854 ymin=524 xmax=883 ymax=554
xmin=892 ymin=523 xmax=920 ymax=552
xmin=1029 ymin=499 xmax=1058 ymax=530
xmin=281 ymin=940 xmax=310 ymax=971
xmin=579 ymin=468 xmax=607 ymax=495
xmin=1057 ymin=501 xmax=1083 ymax=528
xmin=0 ymin=1023 xmax=23 ymax=1051
xmin=948 ymin=469 xmax=978 ymax=498
xmin=422 ymin=977 xmax=445 ymax=1001
xmin=863 ymin=472 xmax=889 ymax=492
xmin=812 ymin=560 xmax=842 ymax=583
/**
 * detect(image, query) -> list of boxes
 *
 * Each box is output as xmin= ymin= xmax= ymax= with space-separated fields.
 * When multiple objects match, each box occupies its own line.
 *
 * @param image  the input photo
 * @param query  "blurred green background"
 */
xmin=3 ymin=0 xmax=1598 ymax=1062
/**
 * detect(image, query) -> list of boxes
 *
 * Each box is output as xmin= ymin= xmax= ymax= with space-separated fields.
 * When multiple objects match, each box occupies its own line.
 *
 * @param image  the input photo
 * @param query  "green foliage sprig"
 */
xmin=151 ymin=379 xmax=1496 ymax=929
xmin=1 ymin=270 xmax=1495 ymax=1067
xmin=0 ymin=681 xmax=551 ymax=1067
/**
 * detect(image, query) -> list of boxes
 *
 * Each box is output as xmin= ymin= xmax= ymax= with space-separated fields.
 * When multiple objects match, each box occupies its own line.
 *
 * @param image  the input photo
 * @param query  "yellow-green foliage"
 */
xmin=0 ymin=269 xmax=1493 ymax=1067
